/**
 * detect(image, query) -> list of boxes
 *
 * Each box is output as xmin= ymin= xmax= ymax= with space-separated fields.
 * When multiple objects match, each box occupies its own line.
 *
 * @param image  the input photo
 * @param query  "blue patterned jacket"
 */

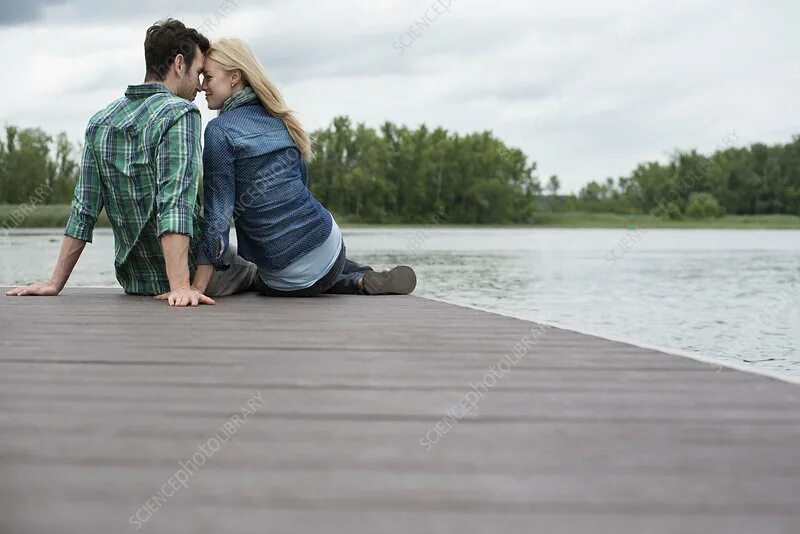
xmin=199 ymin=87 xmax=332 ymax=272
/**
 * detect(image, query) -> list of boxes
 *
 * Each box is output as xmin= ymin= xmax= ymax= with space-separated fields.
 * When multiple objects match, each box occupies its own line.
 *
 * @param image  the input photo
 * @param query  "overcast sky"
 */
xmin=0 ymin=0 xmax=797 ymax=192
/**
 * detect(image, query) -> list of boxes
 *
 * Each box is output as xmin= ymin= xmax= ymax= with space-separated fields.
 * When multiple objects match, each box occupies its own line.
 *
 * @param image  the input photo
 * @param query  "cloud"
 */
xmin=1 ymin=0 xmax=248 ymax=25
xmin=0 ymin=0 xmax=798 ymax=192
xmin=0 ymin=0 xmax=66 ymax=26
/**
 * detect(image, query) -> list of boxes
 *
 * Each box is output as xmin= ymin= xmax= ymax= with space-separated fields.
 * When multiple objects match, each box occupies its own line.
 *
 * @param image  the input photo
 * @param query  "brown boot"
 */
xmin=361 ymin=266 xmax=417 ymax=295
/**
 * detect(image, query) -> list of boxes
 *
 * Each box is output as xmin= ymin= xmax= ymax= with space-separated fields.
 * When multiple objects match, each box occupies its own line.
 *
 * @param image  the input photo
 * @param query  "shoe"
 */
xmin=361 ymin=266 xmax=417 ymax=295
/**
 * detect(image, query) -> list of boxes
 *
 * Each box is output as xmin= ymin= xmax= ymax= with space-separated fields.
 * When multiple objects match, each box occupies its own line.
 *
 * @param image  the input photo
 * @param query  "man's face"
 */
xmin=177 ymin=46 xmax=204 ymax=101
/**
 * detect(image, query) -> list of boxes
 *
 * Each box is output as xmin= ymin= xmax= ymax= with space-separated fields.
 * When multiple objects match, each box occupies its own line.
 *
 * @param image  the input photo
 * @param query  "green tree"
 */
xmin=307 ymin=117 xmax=537 ymax=224
xmin=685 ymin=192 xmax=722 ymax=218
xmin=546 ymin=175 xmax=560 ymax=196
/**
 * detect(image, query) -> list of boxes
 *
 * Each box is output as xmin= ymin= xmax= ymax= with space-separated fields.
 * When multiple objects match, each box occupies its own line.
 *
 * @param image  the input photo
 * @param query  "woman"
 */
xmin=192 ymin=38 xmax=416 ymax=297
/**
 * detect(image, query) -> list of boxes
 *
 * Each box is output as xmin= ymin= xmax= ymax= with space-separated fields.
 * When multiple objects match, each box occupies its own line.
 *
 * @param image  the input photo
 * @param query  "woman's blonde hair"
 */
xmin=207 ymin=38 xmax=314 ymax=162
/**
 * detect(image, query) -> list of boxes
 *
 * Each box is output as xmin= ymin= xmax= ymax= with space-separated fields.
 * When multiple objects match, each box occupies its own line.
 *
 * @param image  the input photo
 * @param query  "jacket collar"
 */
xmin=221 ymin=86 xmax=259 ymax=114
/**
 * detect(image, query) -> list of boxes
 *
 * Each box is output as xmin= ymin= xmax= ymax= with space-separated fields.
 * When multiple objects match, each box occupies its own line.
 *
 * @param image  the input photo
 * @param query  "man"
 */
xmin=6 ymin=19 xmax=256 ymax=307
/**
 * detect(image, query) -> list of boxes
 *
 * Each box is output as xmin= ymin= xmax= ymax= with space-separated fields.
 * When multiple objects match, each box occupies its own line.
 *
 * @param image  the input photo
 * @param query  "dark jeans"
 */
xmin=254 ymin=243 xmax=374 ymax=297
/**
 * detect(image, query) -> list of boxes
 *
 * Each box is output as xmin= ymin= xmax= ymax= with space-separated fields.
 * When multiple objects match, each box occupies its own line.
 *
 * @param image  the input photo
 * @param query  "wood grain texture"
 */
xmin=0 ymin=289 xmax=798 ymax=534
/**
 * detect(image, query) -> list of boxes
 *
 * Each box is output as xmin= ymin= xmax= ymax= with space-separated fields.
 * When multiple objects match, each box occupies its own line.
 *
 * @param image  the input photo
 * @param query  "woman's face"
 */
xmin=202 ymin=59 xmax=237 ymax=110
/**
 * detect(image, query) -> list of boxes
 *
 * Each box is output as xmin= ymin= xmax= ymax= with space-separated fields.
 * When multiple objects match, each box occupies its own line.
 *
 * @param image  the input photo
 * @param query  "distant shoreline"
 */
xmin=2 ymin=205 xmax=800 ymax=230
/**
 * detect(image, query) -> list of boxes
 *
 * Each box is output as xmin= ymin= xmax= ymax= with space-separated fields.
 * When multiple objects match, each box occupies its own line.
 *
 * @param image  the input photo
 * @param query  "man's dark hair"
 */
xmin=144 ymin=19 xmax=210 ymax=81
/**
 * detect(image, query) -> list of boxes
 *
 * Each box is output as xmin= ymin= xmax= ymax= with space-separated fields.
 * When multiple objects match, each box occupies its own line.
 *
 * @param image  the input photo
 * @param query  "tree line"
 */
xmin=561 ymin=133 xmax=800 ymax=218
xmin=1 ymin=119 xmax=799 ymax=222
xmin=306 ymin=116 xmax=537 ymax=223
xmin=0 ymin=126 xmax=79 ymax=206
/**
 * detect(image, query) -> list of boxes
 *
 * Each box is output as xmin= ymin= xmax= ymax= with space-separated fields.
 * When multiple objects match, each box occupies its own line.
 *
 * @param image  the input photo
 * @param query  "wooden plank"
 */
xmin=1 ymin=289 xmax=799 ymax=534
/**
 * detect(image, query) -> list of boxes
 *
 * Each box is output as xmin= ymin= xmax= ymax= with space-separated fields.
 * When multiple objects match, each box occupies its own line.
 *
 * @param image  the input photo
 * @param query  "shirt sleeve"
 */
xmin=155 ymin=108 xmax=202 ymax=238
xmin=200 ymin=122 xmax=236 ymax=271
xmin=64 ymin=134 xmax=104 ymax=243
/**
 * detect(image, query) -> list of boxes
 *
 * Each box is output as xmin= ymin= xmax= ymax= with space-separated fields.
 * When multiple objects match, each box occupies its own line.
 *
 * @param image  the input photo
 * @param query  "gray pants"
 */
xmin=204 ymin=245 xmax=259 ymax=297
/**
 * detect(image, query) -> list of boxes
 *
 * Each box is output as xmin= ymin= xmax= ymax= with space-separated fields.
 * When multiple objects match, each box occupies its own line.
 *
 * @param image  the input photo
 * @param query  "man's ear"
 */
xmin=174 ymin=53 xmax=185 ymax=75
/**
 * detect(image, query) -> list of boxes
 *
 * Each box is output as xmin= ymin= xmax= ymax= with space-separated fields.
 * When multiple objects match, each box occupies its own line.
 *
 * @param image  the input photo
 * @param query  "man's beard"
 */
xmin=179 ymin=78 xmax=195 ymax=100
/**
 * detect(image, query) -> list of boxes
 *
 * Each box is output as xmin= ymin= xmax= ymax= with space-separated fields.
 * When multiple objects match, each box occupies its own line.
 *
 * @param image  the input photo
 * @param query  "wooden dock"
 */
xmin=1 ymin=289 xmax=799 ymax=533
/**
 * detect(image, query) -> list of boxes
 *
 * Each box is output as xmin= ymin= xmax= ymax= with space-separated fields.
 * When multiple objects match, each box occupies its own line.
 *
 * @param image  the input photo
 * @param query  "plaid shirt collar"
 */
xmin=221 ymin=86 xmax=258 ymax=114
xmin=124 ymin=83 xmax=173 ymax=99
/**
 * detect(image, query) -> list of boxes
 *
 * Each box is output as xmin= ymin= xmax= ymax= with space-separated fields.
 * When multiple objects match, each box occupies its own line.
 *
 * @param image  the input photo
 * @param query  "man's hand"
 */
xmin=6 ymin=280 xmax=61 ymax=297
xmin=6 ymin=236 xmax=86 ymax=297
xmin=154 ymin=285 xmax=215 ymax=307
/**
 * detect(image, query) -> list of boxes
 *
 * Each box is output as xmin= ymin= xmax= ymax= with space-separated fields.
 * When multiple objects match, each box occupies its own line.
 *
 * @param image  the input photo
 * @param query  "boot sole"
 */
xmin=362 ymin=266 xmax=417 ymax=295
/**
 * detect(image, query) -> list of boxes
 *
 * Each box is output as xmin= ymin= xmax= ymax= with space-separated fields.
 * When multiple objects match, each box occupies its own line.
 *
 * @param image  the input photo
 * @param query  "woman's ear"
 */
xmin=230 ymin=70 xmax=242 ymax=87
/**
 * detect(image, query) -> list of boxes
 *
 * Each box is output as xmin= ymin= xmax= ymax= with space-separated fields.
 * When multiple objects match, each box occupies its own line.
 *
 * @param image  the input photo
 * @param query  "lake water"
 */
xmin=1 ymin=227 xmax=798 ymax=380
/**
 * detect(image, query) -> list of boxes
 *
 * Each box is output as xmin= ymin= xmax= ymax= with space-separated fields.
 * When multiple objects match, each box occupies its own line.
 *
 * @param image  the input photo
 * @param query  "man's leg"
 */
xmin=204 ymin=245 xmax=258 ymax=297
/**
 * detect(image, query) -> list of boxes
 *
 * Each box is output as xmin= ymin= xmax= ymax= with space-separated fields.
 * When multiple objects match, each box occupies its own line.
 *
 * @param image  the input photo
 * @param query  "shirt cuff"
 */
xmin=157 ymin=210 xmax=192 ymax=239
xmin=64 ymin=215 xmax=94 ymax=243
xmin=195 ymin=244 xmax=212 ymax=265
xmin=203 ymin=237 xmax=231 ymax=271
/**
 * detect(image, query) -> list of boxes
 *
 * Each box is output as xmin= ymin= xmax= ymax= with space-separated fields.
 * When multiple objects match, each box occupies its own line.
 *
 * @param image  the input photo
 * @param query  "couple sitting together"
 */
xmin=6 ymin=19 xmax=416 ymax=306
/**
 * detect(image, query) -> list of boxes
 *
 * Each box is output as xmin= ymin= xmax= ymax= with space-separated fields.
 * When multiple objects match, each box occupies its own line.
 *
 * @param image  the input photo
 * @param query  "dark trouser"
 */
xmin=254 ymin=243 xmax=374 ymax=297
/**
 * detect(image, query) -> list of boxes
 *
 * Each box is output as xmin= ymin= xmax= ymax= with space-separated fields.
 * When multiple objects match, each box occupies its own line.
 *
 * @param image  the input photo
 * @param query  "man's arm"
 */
xmin=7 ymin=135 xmax=101 ymax=297
xmin=158 ymin=233 xmax=214 ymax=306
xmin=6 ymin=236 xmax=86 ymax=296
xmin=154 ymin=107 xmax=213 ymax=307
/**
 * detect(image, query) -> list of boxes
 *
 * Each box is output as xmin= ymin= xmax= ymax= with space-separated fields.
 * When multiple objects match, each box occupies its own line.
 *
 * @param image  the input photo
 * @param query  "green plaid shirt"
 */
xmin=65 ymin=83 xmax=203 ymax=295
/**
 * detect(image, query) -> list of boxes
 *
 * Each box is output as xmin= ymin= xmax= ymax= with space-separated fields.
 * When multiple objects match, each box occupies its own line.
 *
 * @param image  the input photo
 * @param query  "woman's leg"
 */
xmin=255 ymin=242 xmax=416 ymax=297
xmin=324 ymin=253 xmax=416 ymax=295
xmin=324 ymin=257 xmax=374 ymax=295
xmin=254 ymin=244 xmax=347 ymax=297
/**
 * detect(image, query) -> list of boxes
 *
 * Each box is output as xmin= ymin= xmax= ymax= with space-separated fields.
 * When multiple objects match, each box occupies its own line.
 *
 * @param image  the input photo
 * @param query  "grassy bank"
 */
xmin=529 ymin=211 xmax=800 ymax=229
xmin=0 ymin=205 xmax=110 ymax=229
xmin=2 ymin=205 xmax=800 ymax=230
